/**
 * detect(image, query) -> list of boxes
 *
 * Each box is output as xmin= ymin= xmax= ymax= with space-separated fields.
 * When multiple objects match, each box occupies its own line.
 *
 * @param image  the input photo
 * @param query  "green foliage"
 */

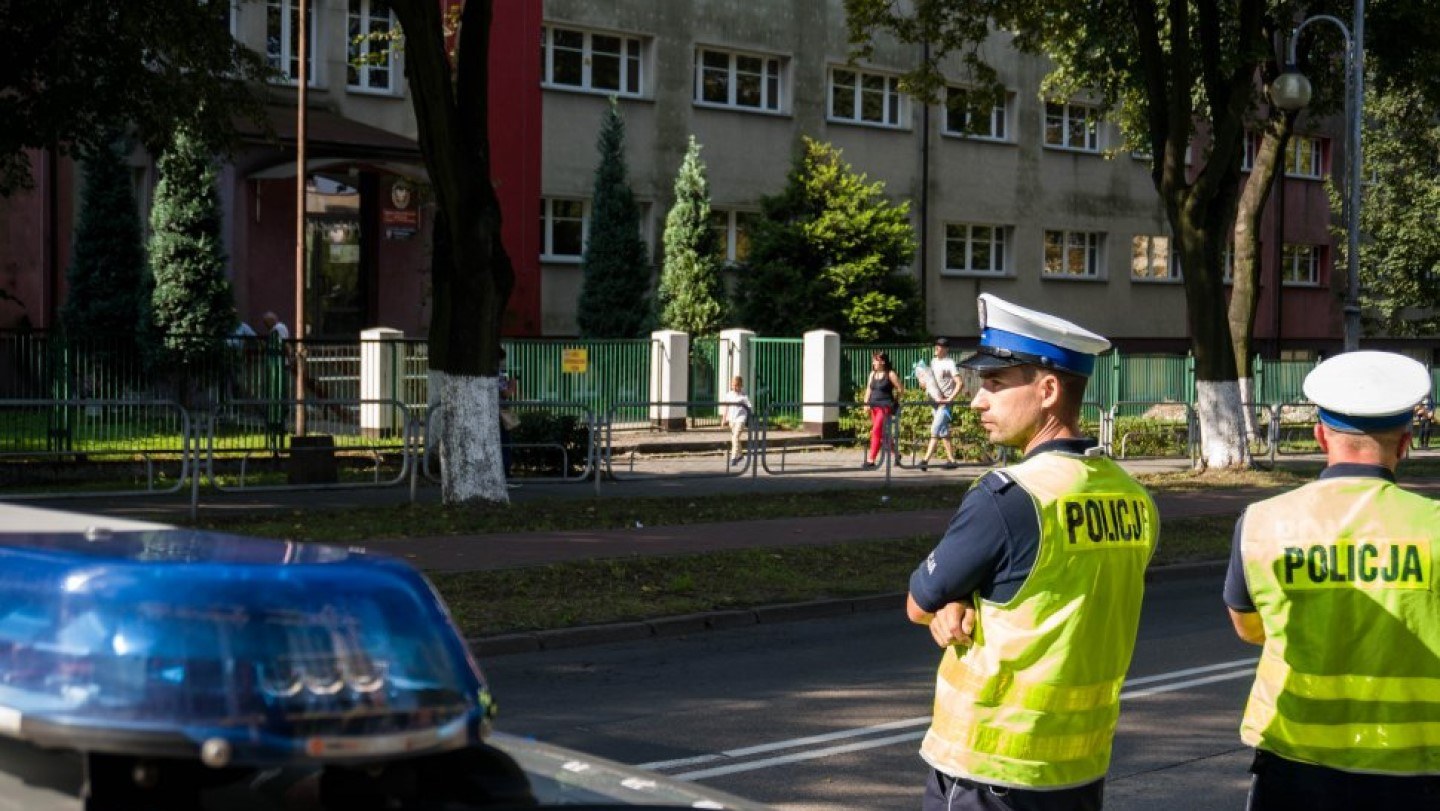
xmin=1355 ymin=83 xmax=1440 ymax=336
xmin=0 ymin=0 xmax=269 ymax=195
xmin=735 ymin=138 xmax=920 ymax=341
xmin=146 ymin=128 xmax=236 ymax=369
xmin=61 ymin=137 xmax=148 ymax=356
xmin=577 ymin=99 xmax=653 ymax=338
xmin=656 ymin=136 xmax=726 ymax=335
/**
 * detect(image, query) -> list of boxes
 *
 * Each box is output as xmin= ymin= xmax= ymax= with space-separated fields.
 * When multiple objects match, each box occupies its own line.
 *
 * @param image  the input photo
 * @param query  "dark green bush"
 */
xmin=509 ymin=412 xmax=591 ymax=476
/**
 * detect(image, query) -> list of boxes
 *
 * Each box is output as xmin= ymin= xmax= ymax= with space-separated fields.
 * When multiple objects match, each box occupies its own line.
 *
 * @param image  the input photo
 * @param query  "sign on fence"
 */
xmin=562 ymin=348 xmax=589 ymax=374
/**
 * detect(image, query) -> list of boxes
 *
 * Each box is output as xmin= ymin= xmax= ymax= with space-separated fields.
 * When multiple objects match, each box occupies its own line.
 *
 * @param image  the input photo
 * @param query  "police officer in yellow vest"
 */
xmin=1225 ymin=351 xmax=1440 ymax=808
xmin=909 ymin=294 xmax=1158 ymax=811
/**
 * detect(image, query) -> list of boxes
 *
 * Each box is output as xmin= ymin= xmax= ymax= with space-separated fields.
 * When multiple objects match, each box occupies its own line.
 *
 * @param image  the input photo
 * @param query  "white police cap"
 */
xmin=961 ymin=294 xmax=1112 ymax=377
xmin=1303 ymin=351 xmax=1431 ymax=433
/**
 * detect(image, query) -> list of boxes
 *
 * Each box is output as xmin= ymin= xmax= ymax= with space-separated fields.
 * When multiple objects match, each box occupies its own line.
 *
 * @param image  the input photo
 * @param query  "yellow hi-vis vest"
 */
xmin=1240 ymin=475 xmax=1440 ymax=775
xmin=920 ymin=451 xmax=1157 ymax=789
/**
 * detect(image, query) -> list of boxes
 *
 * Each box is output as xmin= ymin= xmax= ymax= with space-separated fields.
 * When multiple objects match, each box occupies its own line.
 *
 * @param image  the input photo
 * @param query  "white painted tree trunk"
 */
xmin=1238 ymin=376 xmax=1259 ymax=443
xmin=1195 ymin=380 xmax=1251 ymax=469
xmin=436 ymin=371 xmax=508 ymax=504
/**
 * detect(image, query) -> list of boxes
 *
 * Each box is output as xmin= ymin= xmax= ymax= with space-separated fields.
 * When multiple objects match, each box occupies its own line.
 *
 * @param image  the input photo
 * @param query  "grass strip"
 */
xmin=429 ymin=514 xmax=1235 ymax=638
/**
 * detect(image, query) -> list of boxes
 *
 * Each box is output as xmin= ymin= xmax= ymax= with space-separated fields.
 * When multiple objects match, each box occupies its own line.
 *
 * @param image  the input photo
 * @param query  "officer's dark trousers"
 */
xmin=1247 ymin=750 xmax=1440 ymax=810
xmin=923 ymin=769 xmax=1102 ymax=811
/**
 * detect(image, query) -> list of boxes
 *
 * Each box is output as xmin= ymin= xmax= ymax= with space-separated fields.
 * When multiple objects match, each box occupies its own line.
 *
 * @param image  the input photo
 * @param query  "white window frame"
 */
xmin=694 ymin=47 xmax=783 ymax=113
xmin=710 ymin=209 xmax=755 ymax=266
xmin=1044 ymin=102 xmax=1101 ymax=152
xmin=1284 ymin=135 xmax=1326 ymax=179
xmin=942 ymin=223 xmax=1009 ymax=276
xmin=347 ymin=0 xmax=398 ymax=94
xmin=1281 ymin=243 xmax=1322 ymax=286
xmin=943 ymin=87 xmax=1010 ymax=141
xmin=540 ymin=198 xmax=589 ymax=262
xmin=542 ymin=25 xmax=645 ymax=97
xmin=267 ymin=0 xmax=319 ymax=86
xmin=1043 ymin=230 xmax=1106 ymax=279
xmin=1131 ymin=234 xmax=1182 ymax=282
xmin=828 ymin=67 xmax=905 ymax=128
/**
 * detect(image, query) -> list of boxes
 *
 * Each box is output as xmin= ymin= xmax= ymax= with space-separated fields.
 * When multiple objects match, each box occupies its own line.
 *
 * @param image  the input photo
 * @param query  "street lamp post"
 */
xmin=1269 ymin=3 xmax=1366 ymax=353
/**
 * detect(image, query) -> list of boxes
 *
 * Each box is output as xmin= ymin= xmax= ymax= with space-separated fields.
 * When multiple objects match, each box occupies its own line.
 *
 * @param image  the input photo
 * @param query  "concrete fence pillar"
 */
xmin=649 ymin=330 xmax=689 ymax=430
xmin=718 ymin=328 xmax=755 ymax=404
xmin=803 ymin=329 xmax=841 ymax=437
xmin=361 ymin=327 xmax=404 ymax=437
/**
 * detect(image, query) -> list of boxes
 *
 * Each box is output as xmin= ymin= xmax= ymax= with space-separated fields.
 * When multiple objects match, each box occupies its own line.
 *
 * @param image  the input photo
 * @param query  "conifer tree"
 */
xmin=146 ymin=126 xmax=236 ymax=368
xmin=735 ymin=137 xmax=920 ymax=341
xmin=61 ymin=135 xmax=148 ymax=355
xmin=657 ymin=136 xmax=725 ymax=335
xmin=576 ymin=98 xmax=652 ymax=337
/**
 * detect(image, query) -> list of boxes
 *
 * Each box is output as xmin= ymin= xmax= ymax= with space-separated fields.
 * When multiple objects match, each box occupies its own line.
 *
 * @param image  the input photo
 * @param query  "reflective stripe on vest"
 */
xmin=920 ymin=452 xmax=1157 ymax=789
xmin=1240 ymin=477 xmax=1440 ymax=775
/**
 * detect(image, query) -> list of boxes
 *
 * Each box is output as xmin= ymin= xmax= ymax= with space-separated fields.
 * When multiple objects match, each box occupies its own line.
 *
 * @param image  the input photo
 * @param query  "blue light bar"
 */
xmin=0 ymin=528 xmax=492 ymax=767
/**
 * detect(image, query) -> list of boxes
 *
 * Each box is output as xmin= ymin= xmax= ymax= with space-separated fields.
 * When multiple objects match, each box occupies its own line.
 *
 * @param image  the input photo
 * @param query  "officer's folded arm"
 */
xmin=1227 ymin=607 xmax=1266 ymax=645
xmin=908 ymin=593 xmax=977 ymax=647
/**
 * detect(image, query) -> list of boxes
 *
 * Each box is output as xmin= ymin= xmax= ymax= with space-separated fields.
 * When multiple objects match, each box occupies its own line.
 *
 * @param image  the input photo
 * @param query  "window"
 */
xmin=829 ymin=68 xmax=904 ymax=127
xmin=1241 ymin=132 xmax=1260 ymax=170
xmin=1284 ymin=135 xmax=1326 ymax=179
xmin=219 ymin=0 xmax=238 ymax=36
xmin=267 ymin=0 xmax=316 ymax=84
xmin=1044 ymin=230 xmax=1105 ymax=278
xmin=709 ymin=209 xmax=755 ymax=265
xmin=1281 ymin=244 xmax=1321 ymax=285
xmin=696 ymin=48 xmax=782 ymax=112
xmin=943 ymin=87 xmax=1008 ymax=140
xmin=543 ymin=26 xmax=643 ymax=96
xmin=1044 ymin=102 xmax=1100 ymax=152
xmin=347 ymin=0 xmax=396 ymax=92
xmin=1131 ymin=235 xmax=1181 ymax=281
xmin=540 ymin=199 xmax=588 ymax=260
xmin=943 ymin=224 xmax=1008 ymax=275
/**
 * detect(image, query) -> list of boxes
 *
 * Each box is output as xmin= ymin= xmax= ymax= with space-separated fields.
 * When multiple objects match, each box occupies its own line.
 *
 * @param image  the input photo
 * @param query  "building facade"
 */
xmin=1 ymin=0 xmax=1401 ymax=362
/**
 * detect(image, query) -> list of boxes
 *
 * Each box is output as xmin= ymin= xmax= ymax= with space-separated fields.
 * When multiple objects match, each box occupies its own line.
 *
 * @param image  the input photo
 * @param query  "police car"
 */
xmin=0 ymin=504 xmax=767 ymax=810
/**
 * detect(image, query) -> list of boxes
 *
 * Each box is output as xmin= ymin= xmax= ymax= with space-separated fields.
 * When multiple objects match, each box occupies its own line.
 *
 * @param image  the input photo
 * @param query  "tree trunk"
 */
xmin=1195 ymin=379 xmax=1249 ymax=468
xmin=391 ymin=0 xmax=514 ymax=504
xmin=1229 ymin=115 xmax=1292 ymax=443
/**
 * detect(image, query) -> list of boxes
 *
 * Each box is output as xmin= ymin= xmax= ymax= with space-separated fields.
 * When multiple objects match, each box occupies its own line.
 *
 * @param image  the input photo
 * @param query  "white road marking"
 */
xmin=648 ymin=658 xmax=1260 ymax=780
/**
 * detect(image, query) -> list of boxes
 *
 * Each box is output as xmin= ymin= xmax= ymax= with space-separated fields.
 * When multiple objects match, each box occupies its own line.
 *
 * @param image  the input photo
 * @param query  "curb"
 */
xmin=467 ymin=560 xmax=1223 ymax=658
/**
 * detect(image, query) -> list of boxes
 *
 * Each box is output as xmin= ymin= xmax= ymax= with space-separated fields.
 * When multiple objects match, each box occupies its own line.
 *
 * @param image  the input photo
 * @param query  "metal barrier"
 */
xmin=757 ymin=400 xmax=895 ymax=480
xmin=422 ymin=400 xmax=598 ymax=487
xmin=603 ymin=401 xmax=756 ymax=482
xmin=1272 ymin=401 xmax=1320 ymax=456
xmin=1108 ymin=401 xmax=1195 ymax=460
xmin=0 ymin=398 xmax=193 ymax=499
xmin=203 ymin=399 xmax=412 ymax=492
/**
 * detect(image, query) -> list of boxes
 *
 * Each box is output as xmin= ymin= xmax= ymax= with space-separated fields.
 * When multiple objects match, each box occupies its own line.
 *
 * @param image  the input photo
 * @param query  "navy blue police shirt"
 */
xmin=910 ymin=438 xmax=1098 ymax=611
xmin=1223 ymin=463 xmax=1397 ymax=612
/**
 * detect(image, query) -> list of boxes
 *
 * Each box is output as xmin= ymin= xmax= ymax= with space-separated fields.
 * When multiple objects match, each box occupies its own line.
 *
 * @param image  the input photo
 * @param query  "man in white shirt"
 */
xmin=919 ymin=337 xmax=961 ymax=470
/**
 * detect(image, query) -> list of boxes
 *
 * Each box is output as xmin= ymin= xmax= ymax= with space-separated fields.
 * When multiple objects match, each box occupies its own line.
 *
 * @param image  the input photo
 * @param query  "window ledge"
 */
xmin=940 ymin=131 xmax=1014 ymax=146
xmin=693 ymin=100 xmax=789 ymax=118
xmin=1281 ymin=281 xmax=1322 ymax=288
xmin=542 ymin=83 xmax=649 ymax=101
xmin=940 ymin=269 xmax=1013 ymax=279
xmin=540 ymin=255 xmax=583 ymax=265
xmin=1130 ymin=277 xmax=1184 ymax=285
xmin=826 ymin=116 xmax=910 ymax=132
xmin=1042 ymin=144 xmax=1102 ymax=155
xmin=346 ymin=85 xmax=405 ymax=99
xmin=1041 ymin=274 xmax=1107 ymax=283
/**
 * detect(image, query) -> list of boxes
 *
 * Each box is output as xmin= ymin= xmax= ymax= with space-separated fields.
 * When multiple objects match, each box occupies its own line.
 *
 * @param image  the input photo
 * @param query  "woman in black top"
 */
xmin=865 ymin=351 xmax=904 ymax=467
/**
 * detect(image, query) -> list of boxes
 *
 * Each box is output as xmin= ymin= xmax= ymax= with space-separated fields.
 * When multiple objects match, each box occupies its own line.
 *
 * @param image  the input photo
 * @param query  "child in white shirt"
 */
xmin=721 ymin=376 xmax=753 ymax=466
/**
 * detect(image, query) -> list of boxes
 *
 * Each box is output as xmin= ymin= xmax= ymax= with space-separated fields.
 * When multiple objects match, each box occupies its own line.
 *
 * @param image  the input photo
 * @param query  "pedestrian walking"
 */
xmin=917 ymin=336 xmax=962 ymax=471
xmin=720 ymin=375 xmax=753 ymax=466
xmin=1225 ymin=351 xmax=1440 ymax=809
xmin=908 ymin=293 xmax=1156 ymax=811
xmin=863 ymin=351 xmax=903 ymax=469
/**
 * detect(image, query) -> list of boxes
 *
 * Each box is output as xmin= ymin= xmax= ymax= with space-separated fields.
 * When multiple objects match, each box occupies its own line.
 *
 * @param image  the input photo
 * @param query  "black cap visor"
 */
xmin=960 ymin=345 xmax=1049 ymax=372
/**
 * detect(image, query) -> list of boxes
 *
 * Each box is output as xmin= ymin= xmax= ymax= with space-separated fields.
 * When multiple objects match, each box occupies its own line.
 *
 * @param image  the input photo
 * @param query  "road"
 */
xmin=483 ymin=574 xmax=1259 ymax=810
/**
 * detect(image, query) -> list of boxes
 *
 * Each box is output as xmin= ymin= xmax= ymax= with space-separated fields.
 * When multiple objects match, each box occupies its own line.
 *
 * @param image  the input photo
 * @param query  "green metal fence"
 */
xmin=504 ymin=338 xmax=652 ymax=425
xmin=842 ymin=344 xmax=934 ymax=401
xmin=751 ymin=337 xmax=804 ymax=421
xmin=1255 ymin=357 xmax=1317 ymax=405
xmin=690 ymin=336 xmax=721 ymax=424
